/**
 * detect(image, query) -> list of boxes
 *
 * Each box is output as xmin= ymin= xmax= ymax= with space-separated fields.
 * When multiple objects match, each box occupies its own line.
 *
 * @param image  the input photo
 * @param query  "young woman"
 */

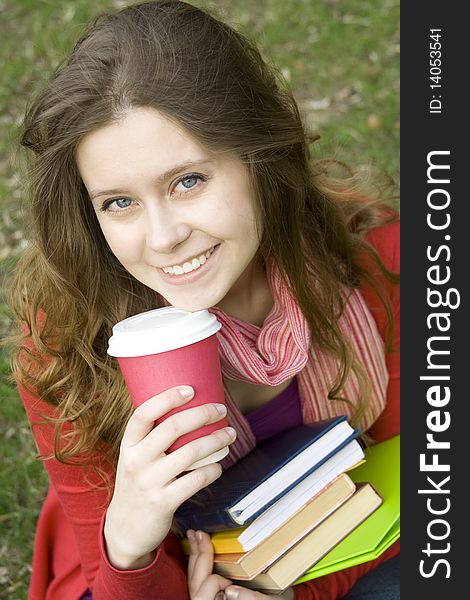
xmin=9 ymin=1 xmax=399 ymax=599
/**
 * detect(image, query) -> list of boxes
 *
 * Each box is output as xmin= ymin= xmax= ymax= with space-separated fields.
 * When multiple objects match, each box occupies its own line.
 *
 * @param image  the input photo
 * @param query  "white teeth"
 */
xmin=162 ymin=246 xmax=216 ymax=275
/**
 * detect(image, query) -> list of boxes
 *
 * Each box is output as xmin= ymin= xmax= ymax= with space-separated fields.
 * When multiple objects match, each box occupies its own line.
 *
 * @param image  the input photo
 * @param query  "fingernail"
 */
xmin=179 ymin=386 xmax=194 ymax=399
xmin=226 ymin=427 xmax=236 ymax=439
xmin=225 ymin=588 xmax=240 ymax=600
xmin=214 ymin=403 xmax=227 ymax=415
xmin=196 ymin=530 xmax=204 ymax=542
xmin=186 ymin=530 xmax=196 ymax=553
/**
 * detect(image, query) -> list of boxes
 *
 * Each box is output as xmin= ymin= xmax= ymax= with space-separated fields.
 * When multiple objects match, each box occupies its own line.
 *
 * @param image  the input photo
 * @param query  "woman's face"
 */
xmin=76 ymin=107 xmax=262 ymax=312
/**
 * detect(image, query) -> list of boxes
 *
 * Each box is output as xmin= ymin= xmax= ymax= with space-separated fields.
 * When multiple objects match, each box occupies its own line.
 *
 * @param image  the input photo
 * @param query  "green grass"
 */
xmin=0 ymin=1 xmax=399 ymax=597
xmin=0 ymin=339 xmax=49 ymax=598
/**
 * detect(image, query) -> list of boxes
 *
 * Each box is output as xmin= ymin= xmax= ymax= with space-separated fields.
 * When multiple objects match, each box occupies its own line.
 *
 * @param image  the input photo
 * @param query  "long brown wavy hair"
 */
xmin=9 ymin=0 xmax=398 ymax=476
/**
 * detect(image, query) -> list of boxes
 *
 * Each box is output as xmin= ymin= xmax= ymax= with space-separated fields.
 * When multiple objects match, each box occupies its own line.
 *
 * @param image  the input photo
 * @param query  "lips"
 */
xmin=157 ymin=244 xmax=220 ymax=285
xmin=161 ymin=246 xmax=216 ymax=275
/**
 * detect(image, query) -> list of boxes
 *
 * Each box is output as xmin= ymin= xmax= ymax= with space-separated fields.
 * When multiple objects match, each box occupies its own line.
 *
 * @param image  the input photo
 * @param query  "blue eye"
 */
xmin=100 ymin=197 xmax=133 ymax=212
xmin=174 ymin=173 xmax=207 ymax=194
xmin=180 ymin=176 xmax=199 ymax=189
xmin=114 ymin=198 xmax=132 ymax=209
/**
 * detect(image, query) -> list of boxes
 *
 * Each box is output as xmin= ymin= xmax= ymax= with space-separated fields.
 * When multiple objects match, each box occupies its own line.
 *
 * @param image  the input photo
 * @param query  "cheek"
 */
xmin=99 ymin=222 xmax=144 ymax=262
xmin=217 ymin=195 xmax=259 ymax=242
xmin=235 ymin=209 xmax=261 ymax=245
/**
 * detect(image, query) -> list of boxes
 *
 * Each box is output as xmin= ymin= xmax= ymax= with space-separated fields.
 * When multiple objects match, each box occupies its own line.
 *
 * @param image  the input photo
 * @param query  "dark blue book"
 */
xmin=175 ymin=415 xmax=362 ymax=534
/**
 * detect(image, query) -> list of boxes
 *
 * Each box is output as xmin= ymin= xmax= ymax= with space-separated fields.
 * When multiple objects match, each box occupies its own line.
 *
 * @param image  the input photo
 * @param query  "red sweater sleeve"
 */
xmin=362 ymin=219 xmax=400 ymax=443
xmin=293 ymin=220 xmax=400 ymax=600
xmin=20 ymin=384 xmax=189 ymax=600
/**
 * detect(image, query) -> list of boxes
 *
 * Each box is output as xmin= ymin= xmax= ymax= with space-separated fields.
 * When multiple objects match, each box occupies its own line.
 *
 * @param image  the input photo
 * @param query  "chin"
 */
xmin=160 ymin=295 xmax=213 ymax=313
xmin=153 ymin=272 xmax=233 ymax=312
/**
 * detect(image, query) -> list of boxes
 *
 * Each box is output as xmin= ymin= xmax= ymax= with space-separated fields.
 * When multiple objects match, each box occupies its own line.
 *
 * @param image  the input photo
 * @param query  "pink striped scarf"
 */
xmin=209 ymin=262 xmax=388 ymax=470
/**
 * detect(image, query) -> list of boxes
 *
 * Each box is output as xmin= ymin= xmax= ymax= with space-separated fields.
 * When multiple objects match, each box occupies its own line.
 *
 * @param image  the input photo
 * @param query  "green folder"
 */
xmin=294 ymin=434 xmax=400 ymax=583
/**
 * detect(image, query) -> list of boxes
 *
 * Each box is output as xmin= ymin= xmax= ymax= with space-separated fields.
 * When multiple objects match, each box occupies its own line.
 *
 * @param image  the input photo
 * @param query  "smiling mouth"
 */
xmin=160 ymin=245 xmax=218 ymax=275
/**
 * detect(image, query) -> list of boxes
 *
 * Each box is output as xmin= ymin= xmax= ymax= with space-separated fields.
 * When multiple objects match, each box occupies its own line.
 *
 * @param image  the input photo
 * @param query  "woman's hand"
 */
xmin=104 ymin=386 xmax=236 ymax=570
xmin=224 ymin=587 xmax=294 ymax=600
xmin=187 ymin=530 xmax=294 ymax=600
xmin=187 ymin=529 xmax=232 ymax=599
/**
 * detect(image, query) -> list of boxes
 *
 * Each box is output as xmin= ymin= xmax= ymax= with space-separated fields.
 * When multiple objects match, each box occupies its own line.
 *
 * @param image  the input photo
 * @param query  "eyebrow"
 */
xmin=89 ymin=159 xmax=214 ymax=200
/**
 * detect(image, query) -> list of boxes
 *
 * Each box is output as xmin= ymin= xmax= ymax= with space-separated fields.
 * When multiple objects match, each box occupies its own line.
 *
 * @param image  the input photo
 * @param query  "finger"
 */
xmin=187 ymin=530 xmax=215 ymax=588
xmin=187 ymin=530 xmax=231 ymax=598
xmin=121 ymin=386 xmax=194 ymax=447
xmin=157 ymin=426 xmax=236 ymax=481
xmin=186 ymin=529 xmax=210 ymax=586
xmin=140 ymin=402 xmax=229 ymax=459
xmin=197 ymin=575 xmax=232 ymax=599
xmin=169 ymin=461 xmax=224 ymax=512
xmin=225 ymin=585 xmax=266 ymax=599
xmin=186 ymin=529 xmax=200 ymax=583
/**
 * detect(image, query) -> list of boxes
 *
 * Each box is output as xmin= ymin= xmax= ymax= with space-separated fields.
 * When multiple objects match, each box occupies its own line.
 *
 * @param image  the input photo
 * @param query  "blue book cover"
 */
xmin=174 ymin=415 xmax=360 ymax=534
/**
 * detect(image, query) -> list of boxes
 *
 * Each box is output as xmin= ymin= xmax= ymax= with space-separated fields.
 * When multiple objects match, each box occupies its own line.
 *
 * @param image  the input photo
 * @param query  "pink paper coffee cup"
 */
xmin=107 ymin=307 xmax=228 ymax=470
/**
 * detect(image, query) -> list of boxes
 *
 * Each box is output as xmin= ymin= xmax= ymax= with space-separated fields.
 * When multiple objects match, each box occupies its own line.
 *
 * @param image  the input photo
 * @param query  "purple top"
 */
xmin=245 ymin=376 xmax=302 ymax=442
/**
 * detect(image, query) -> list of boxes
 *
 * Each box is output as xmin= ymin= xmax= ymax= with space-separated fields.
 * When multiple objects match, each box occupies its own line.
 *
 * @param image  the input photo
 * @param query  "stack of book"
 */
xmin=176 ymin=418 xmax=399 ymax=593
xmin=294 ymin=434 xmax=399 ymax=585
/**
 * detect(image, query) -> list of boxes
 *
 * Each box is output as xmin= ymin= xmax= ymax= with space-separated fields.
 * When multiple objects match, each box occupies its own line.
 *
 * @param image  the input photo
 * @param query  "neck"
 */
xmin=216 ymin=256 xmax=273 ymax=327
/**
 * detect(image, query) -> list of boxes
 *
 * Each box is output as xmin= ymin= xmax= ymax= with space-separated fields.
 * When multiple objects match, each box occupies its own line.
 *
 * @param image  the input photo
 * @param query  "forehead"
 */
xmin=75 ymin=107 xmax=212 ymax=182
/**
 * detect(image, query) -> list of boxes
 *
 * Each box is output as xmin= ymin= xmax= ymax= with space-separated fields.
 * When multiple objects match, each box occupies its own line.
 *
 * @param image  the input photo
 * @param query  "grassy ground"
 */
xmin=0 ymin=1 xmax=399 ymax=597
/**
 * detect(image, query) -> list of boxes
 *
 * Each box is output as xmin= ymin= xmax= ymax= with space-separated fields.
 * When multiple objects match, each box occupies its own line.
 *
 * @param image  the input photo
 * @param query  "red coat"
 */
xmin=20 ymin=221 xmax=400 ymax=600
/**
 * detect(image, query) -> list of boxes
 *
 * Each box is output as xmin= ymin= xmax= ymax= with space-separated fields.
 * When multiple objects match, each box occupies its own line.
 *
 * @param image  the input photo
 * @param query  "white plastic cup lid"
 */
xmin=107 ymin=307 xmax=221 ymax=357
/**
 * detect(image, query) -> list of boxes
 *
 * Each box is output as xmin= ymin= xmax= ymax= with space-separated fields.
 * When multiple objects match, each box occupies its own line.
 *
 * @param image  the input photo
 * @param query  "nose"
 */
xmin=145 ymin=203 xmax=191 ymax=254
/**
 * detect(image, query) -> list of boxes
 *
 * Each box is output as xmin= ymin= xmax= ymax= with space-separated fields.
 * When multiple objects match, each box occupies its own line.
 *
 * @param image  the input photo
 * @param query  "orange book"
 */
xmin=211 ymin=473 xmax=356 ymax=580
xmin=227 ymin=483 xmax=382 ymax=593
